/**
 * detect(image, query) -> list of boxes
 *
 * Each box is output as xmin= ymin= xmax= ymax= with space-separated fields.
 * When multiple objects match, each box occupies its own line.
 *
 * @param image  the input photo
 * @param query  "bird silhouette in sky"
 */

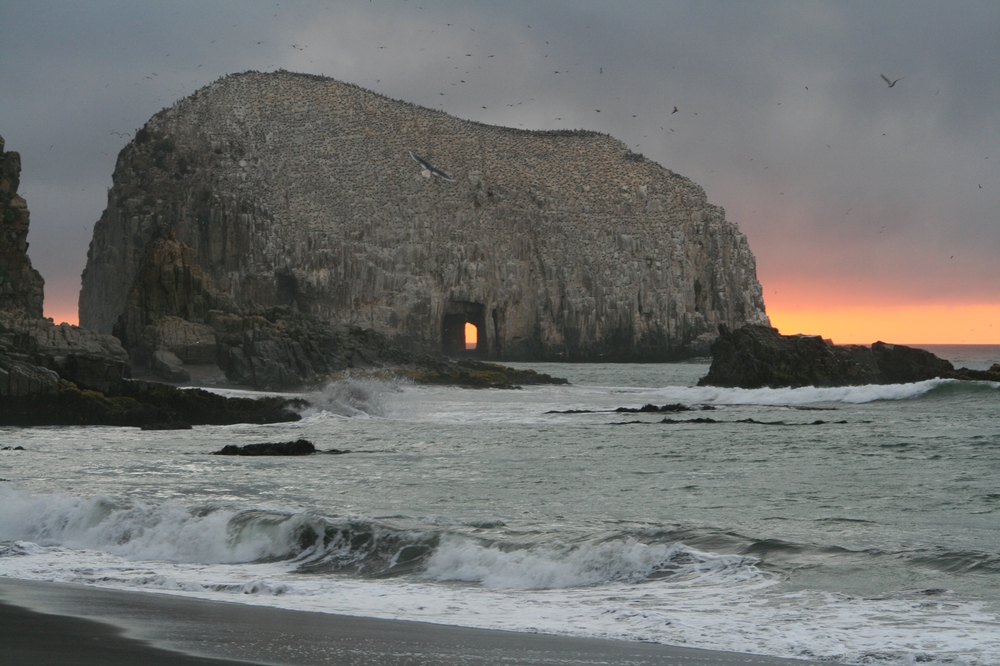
xmin=671 ymin=106 xmax=678 ymax=114
xmin=880 ymin=74 xmax=903 ymax=88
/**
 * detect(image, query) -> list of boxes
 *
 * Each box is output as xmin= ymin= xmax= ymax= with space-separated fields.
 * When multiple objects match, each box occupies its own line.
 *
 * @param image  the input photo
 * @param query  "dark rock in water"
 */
xmin=615 ymin=403 xmax=692 ymax=413
xmin=699 ymin=324 xmax=964 ymax=388
xmin=141 ymin=421 xmax=193 ymax=430
xmin=0 ymin=380 xmax=304 ymax=427
xmin=869 ymin=341 xmax=956 ymax=385
xmin=214 ymin=439 xmax=316 ymax=456
xmin=396 ymin=358 xmax=569 ymax=389
xmin=1 ymin=446 xmax=26 ymax=450
xmin=948 ymin=365 xmax=1000 ymax=382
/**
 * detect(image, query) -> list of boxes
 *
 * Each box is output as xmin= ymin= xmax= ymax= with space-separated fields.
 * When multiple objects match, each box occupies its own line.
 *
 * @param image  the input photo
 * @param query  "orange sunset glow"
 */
xmin=768 ymin=303 xmax=1000 ymax=345
xmin=46 ymin=302 xmax=1000 ymax=346
xmin=464 ymin=322 xmax=478 ymax=349
xmin=45 ymin=307 xmax=78 ymax=327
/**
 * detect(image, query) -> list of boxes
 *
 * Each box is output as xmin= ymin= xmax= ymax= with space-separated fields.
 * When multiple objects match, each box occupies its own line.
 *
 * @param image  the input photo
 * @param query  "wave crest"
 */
xmin=423 ymin=536 xmax=760 ymax=590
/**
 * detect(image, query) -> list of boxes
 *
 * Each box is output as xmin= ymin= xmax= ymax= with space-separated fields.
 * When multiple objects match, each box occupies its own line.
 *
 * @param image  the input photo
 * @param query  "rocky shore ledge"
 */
xmin=699 ymin=324 xmax=1000 ymax=388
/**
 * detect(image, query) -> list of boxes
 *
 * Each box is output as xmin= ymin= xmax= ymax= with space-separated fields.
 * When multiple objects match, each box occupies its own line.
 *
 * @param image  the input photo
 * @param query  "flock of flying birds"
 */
xmin=95 ymin=5 xmax=988 ymax=265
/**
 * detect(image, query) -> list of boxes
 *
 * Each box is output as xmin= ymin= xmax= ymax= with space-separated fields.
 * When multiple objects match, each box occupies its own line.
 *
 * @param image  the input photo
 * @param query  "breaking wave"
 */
xmin=642 ymin=378 xmax=997 ymax=407
xmin=303 ymin=378 xmax=398 ymax=417
xmin=0 ymin=489 xmax=757 ymax=590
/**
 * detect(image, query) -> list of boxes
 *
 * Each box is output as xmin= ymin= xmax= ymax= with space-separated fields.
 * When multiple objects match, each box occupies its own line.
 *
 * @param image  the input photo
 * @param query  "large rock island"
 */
xmin=80 ymin=69 xmax=769 ymax=377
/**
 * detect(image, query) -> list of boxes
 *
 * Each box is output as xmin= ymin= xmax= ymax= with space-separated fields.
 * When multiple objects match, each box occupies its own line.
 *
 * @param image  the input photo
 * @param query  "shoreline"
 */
xmin=0 ymin=577 xmax=832 ymax=665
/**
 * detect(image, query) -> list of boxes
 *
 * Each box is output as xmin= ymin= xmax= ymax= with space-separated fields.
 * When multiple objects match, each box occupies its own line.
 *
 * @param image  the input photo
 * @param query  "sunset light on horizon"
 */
xmin=767 ymin=302 xmax=1000 ymax=345
xmin=44 ymin=300 xmax=1000 ymax=346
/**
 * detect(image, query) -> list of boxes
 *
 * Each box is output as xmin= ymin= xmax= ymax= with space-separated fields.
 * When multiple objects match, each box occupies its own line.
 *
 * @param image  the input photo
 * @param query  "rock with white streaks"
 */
xmin=80 ymin=70 xmax=769 ymax=361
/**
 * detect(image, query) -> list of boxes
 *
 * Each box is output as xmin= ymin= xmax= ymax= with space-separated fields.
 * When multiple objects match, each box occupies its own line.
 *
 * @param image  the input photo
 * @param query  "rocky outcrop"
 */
xmin=213 ymin=439 xmax=319 ymax=456
xmin=698 ymin=324 xmax=999 ymax=388
xmin=392 ymin=357 xmax=568 ymax=389
xmin=0 ymin=135 xmax=44 ymax=318
xmin=0 ymin=380 xmax=304 ymax=427
xmin=0 ymin=311 xmax=131 ymax=394
xmin=80 ymin=70 xmax=769 ymax=362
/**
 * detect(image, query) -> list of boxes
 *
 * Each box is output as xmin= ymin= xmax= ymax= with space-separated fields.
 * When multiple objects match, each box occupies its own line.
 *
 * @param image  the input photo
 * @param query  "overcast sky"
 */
xmin=1 ymin=1 xmax=997 ymax=338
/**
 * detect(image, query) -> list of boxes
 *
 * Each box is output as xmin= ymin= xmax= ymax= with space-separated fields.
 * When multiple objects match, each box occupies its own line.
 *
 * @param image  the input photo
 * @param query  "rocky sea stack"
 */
xmin=80 ymin=70 xmax=768 ymax=372
xmin=0 ymin=135 xmax=44 ymax=318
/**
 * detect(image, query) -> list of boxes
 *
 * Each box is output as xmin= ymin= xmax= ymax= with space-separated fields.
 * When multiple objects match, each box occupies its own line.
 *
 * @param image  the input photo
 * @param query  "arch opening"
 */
xmin=464 ymin=322 xmax=478 ymax=350
xmin=442 ymin=301 xmax=487 ymax=357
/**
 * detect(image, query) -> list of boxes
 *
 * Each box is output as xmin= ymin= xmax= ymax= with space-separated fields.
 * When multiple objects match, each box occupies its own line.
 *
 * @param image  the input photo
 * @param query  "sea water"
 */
xmin=1 ymin=351 xmax=999 ymax=665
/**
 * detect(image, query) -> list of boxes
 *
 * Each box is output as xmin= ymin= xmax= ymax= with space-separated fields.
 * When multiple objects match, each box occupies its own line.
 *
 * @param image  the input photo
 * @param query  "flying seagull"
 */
xmin=409 ymin=152 xmax=455 ymax=182
xmin=671 ymin=106 xmax=678 ymax=114
xmin=880 ymin=74 xmax=903 ymax=88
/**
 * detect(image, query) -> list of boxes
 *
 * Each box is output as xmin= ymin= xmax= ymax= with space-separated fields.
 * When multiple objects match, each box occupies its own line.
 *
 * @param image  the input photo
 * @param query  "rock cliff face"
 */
xmin=80 ymin=70 xmax=769 ymax=360
xmin=0 ymin=132 xmax=300 ymax=426
xmin=0 ymin=135 xmax=44 ymax=318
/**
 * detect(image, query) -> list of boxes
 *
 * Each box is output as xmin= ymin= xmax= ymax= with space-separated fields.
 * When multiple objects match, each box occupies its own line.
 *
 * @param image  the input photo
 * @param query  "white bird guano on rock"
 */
xmin=79 ymin=70 xmax=768 ymax=361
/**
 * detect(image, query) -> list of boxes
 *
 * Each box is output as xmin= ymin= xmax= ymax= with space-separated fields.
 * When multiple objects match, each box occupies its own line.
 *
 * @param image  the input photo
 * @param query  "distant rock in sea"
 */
xmin=699 ymin=324 xmax=1000 ymax=388
xmin=80 ymin=70 xmax=769 ymax=371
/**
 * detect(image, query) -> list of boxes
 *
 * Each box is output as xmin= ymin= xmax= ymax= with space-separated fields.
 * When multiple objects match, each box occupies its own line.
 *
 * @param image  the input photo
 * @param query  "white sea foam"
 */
xmin=0 ymin=543 xmax=995 ymax=666
xmin=423 ymin=536 xmax=757 ymax=589
xmin=634 ymin=379 xmax=957 ymax=406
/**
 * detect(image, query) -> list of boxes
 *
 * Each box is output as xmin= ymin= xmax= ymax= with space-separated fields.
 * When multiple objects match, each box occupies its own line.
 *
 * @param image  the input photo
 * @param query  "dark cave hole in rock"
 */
xmin=442 ymin=301 xmax=487 ymax=357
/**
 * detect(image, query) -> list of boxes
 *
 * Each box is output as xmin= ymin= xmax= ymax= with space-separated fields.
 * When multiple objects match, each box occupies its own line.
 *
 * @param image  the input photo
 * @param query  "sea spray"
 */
xmin=303 ymin=378 xmax=400 ymax=417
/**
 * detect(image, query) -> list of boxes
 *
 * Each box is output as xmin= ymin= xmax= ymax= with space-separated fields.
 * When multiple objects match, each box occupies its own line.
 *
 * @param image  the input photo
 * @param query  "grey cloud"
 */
xmin=1 ymin=0 xmax=997 ymax=319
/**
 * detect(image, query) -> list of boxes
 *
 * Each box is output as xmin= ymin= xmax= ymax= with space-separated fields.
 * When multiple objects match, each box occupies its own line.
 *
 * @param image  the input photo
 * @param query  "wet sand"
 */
xmin=0 ymin=578 xmax=831 ymax=665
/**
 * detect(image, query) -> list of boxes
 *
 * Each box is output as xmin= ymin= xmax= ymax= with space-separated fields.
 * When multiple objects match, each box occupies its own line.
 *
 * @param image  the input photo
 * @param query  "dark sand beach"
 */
xmin=0 ymin=578 xmax=830 ymax=665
